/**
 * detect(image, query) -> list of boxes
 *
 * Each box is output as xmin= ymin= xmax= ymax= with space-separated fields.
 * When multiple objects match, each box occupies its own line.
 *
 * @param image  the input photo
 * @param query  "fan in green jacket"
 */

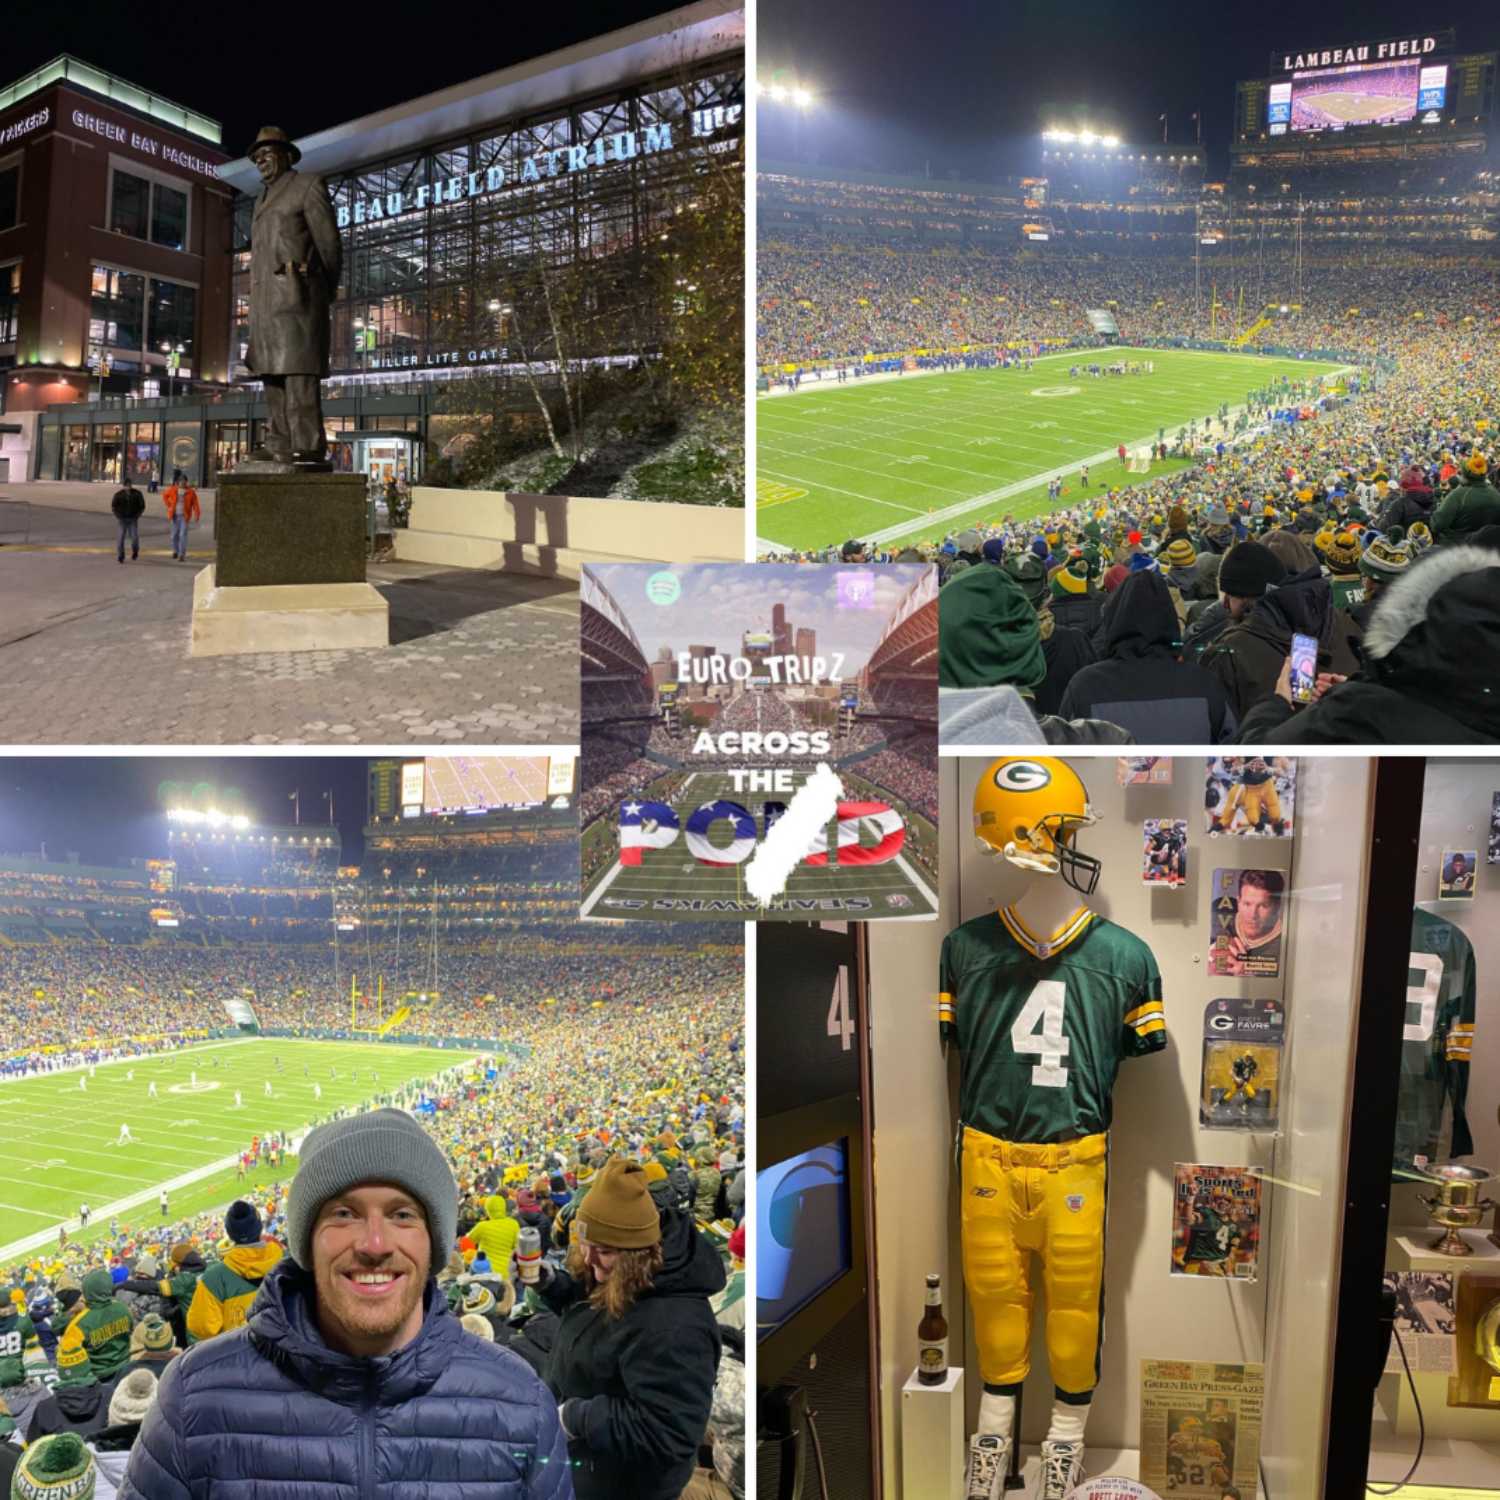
xmin=58 ymin=1270 xmax=133 ymax=1380
xmin=185 ymin=1201 xmax=284 ymax=1343
xmin=1434 ymin=455 xmax=1500 ymax=541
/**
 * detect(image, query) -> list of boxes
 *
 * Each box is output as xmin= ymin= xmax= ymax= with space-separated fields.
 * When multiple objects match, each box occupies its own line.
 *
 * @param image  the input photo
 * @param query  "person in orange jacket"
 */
xmin=163 ymin=470 xmax=201 ymax=561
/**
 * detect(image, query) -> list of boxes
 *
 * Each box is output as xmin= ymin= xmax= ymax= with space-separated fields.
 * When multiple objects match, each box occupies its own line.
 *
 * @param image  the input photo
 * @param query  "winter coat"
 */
xmin=110 ymin=487 xmax=145 ymax=521
xmin=26 ymin=1378 xmax=110 ymax=1441
xmin=544 ymin=1207 xmax=725 ymax=1500
xmin=1433 ymin=473 xmax=1500 ymax=541
xmin=1202 ymin=566 xmax=1361 ymax=721
xmin=246 ymin=168 xmax=342 ymax=376
xmin=1049 ymin=590 xmax=1104 ymax=637
xmin=1034 ymin=618 xmax=1096 ymax=718
xmin=122 ymin=1258 xmax=203 ymax=1350
xmin=1181 ymin=599 xmax=1235 ymax=660
xmin=469 ymin=1197 xmax=521 ymax=1271
xmin=186 ymin=1242 xmax=283 ymax=1343
xmin=1236 ymin=545 xmax=1500 ymax=743
xmin=118 ymin=1257 xmax=570 ymax=1500
xmin=1377 ymin=486 xmax=1434 ymax=534
xmin=1059 ymin=571 xmax=1238 ymax=743
xmin=62 ymin=1274 xmax=133 ymax=1380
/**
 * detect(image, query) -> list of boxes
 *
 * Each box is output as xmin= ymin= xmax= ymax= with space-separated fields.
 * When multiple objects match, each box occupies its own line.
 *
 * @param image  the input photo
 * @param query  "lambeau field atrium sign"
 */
xmin=336 ymin=104 xmax=742 ymax=229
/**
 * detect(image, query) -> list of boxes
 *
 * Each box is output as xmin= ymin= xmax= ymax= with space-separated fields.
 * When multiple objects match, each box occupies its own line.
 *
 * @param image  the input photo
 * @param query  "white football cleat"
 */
xmin=964 ymin=1433 xmax=1010 ymax=1500
xmin=1039 ymin=1438 xmax=1084 ymax=1498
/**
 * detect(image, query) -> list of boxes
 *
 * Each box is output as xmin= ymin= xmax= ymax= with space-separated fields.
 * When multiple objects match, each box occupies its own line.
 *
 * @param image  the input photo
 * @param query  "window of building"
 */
xmin=151 ymin=182 xmax=188 ymax=251
xmin=0 ymin=162 xmax=19 ymax=231
xmin=150 ymin=279 xmax=196 ymax=362
xmin=110 ymin=166 xmax=191 ymax=250
xmin=0 ymin=262 xmax=19 ymax=344
xmin=89 ymin=265 xmax=145 ymax=351
xmin=110 ymin=170 xmax=151 ymax=239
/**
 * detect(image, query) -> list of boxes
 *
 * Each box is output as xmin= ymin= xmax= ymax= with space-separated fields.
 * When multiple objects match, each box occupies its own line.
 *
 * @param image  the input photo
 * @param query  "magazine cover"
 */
xmin=1207 ymin=869 xmax=1285 ymax=979
xmin=1140 ymin=1360 xmax=1264 ymax=1500
xmin=1171 ymin=1164 xmax=1262 ymax=1280
xmin=1204 ymin=757 xmax=1296 ymax=838
xmin=1118 ymin=756 xmax=1173 ymax=787
xmin=579 ymin=564 xmax=938 ymax=922
xmin=1383 ymin=1272 xmax=1456 ymax=1375
xmin=1142 ymin=819 xmax=1187 ymax=888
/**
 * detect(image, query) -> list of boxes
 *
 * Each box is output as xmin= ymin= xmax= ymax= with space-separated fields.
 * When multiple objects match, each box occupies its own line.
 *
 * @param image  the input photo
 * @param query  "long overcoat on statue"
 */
xmin=246 ymin=169 xmax=342 ymax=377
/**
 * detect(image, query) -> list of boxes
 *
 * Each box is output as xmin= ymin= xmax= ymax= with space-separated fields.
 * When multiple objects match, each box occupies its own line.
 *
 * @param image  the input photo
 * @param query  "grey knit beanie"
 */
xmin=287 ymin=1109 xmax=456 ymax=1273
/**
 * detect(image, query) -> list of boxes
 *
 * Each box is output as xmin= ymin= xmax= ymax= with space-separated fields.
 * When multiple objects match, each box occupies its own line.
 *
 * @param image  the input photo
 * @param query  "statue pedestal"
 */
xmin=190 ymin=471 xmax=388 ymax=656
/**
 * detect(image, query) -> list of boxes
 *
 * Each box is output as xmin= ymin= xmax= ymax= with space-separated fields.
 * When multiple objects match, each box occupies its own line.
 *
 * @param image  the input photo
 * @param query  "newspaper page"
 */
xmin=1383 ymin=1271 xmax=1457 ymax=1374
xmin=1140 ymin=1360 xmax=1264 ymax=1500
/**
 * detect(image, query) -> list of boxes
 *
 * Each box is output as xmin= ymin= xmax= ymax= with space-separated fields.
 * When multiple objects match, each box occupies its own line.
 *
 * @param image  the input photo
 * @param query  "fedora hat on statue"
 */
xmin=247 ymin=125 xmax=301 ymax=164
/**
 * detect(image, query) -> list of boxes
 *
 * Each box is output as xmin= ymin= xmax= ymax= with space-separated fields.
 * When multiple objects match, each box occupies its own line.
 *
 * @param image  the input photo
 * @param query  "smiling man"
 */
xmin=119 ymin=1108 xmax=572 ymax=1499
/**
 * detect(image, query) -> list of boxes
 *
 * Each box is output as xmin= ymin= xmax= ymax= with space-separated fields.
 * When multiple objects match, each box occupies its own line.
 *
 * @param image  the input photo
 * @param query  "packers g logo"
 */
xmin=993 ymin=760 xmax=1052 ymax=792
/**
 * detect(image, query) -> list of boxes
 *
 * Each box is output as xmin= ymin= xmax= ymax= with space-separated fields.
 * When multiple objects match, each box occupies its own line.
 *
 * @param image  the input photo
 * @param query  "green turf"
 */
xmin=0 ymin=1038 xmax=469 ymax=1253
xmin=581 ymin=766 xmax=938 ymax=922
xmin=755 ymin=347 xmax=1348 ymax=552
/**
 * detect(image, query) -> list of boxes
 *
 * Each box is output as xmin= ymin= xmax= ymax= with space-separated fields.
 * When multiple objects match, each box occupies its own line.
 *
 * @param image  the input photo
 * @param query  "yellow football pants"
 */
xmin=960 ymin=1126 xmax=1108 ymax=1396
xmin=1240 ymin=782 xmax=1281 ymax=826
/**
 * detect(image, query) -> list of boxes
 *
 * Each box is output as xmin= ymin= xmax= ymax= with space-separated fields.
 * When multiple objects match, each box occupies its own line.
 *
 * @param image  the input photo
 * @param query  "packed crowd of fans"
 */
xmin=0 ymin=926 xmax=746 ymax=1498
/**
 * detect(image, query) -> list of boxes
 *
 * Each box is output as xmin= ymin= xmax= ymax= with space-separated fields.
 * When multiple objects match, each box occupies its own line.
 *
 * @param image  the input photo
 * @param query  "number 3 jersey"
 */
xmin=940 ymin=905 xmax=1167 ymax=1144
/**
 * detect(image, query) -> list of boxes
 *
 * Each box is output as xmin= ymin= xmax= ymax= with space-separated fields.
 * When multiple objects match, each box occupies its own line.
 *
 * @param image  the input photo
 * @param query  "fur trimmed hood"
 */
xmin=1363 ymin=545 xmax=1499 ymax=660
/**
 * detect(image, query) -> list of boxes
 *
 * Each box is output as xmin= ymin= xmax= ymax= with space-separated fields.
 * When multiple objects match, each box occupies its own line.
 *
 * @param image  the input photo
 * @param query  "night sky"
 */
xmin=5 ymin=0 xmax=695 ymax=159
xmin=759 ymin=0 xmax=1500 ymax=178
xmin=0 ymin=758 xmax=370 ymax=867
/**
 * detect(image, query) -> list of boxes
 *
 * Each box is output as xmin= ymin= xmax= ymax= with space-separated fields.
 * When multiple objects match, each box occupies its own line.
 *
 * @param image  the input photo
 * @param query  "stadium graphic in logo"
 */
xmin=1030 ymin=385 xmax=1082 ymax=398
xmin=168 ymin=1080 xmax=222 ymax=1094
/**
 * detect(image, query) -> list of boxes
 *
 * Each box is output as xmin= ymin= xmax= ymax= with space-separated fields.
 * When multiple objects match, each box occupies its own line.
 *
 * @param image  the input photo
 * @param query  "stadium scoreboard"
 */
xmin=1236 ymin=27 xmax=1494 ymax=148
xmin=368 ymin=755 xmax=577 ymax=826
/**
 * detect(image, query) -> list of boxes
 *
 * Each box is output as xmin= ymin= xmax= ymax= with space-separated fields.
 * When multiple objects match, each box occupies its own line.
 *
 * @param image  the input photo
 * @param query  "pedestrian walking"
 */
xmin=111 ymin=479 xmax=145 ymax=563
xmin=163 ymin=470 xmax=201 ymax=561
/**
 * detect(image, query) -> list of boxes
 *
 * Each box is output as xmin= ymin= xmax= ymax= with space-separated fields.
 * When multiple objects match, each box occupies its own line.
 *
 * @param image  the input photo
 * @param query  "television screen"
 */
xmin=1288 ymin=59 xmax=1420 ymax=132
xmin=757 ymin=1139 xmax=852 ymax=1341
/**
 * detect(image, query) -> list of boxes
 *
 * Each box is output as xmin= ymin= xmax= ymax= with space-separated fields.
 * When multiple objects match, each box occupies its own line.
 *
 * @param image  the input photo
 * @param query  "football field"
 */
xmin=756 ymin=347 xmax=1348 ymax=553
xmin=0 ymin=1038 xmax=467 ymax=1258
xmin=581 ymin=766 xmax=939 ymax=922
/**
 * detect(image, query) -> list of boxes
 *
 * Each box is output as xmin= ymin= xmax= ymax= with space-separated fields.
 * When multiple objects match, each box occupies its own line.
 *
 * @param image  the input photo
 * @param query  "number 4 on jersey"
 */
xmin=1011 ymin=979 xmax=1070 ymax=1087
xmin=827 ymin=967 xmax=855 ymax=1051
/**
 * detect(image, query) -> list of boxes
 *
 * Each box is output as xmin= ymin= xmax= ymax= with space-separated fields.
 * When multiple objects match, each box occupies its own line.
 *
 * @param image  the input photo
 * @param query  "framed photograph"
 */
xmin=1142 ymin=819 xmax=1187 ymax=888
xmin=1205 ymin=757 xmax=1296 ymax=838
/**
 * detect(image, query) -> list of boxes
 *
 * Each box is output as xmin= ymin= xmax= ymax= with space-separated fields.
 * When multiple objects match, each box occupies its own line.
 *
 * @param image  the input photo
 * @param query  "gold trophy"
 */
xmin=1415 ymin=1163 xmax=1497 ymax=1257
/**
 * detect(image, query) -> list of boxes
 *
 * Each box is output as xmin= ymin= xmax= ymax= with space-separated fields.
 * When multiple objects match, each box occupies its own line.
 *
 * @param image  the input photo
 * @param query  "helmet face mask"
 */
xmin=973 ymin=758 xmax=1102 ymax=898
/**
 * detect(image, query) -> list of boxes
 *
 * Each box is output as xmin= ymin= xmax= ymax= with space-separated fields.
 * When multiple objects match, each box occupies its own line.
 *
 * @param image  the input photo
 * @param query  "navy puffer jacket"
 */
xmin=118 ymin=1257 xmax=572 ymax=1500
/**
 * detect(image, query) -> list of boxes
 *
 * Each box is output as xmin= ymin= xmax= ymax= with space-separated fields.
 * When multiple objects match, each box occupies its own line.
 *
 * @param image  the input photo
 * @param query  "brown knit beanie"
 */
xmin=574 ymin=1160 xmax=662 ymax=1250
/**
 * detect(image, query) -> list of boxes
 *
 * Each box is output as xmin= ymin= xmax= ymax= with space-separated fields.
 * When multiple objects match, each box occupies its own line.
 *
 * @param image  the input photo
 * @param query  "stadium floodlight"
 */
xmin=1102 ymin=135 xmax=1120 ymax=148
xmin=792 ymin=87 xmax=814 ymax=108
xmin=1079 ymin=129 xmax=1096 ymax=145
xmin=769 ymin=83 xmax=788 ymax=102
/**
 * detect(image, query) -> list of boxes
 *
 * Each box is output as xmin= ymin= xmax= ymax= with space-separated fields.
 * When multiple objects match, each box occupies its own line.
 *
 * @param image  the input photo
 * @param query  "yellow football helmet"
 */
xmin=972 ymin=757 xmax=1101 ymax=895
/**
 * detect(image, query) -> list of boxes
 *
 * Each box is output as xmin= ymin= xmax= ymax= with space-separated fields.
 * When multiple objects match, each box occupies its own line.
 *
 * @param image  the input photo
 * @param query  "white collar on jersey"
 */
xmin=998 ymin=904 xmax=1095 ymax=960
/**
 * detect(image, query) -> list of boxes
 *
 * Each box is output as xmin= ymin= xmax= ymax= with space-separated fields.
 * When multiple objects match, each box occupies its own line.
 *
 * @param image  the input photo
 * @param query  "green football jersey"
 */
xmin=0 ymin=1313 xmax=35 ymax=1387
xmin=1394 ymin=907 xmax=1476 ymax=1176
xmin=939 ymin=906 xmax=1166 ymax=1145
xmin=1184 ymin=1205 xmax=1239 ymax=1263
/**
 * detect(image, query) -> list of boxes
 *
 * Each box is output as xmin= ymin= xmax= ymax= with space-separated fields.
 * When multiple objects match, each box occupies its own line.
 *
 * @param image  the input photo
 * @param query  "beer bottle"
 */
xmin=918 ymin=1273 xmax=948 ymax=1385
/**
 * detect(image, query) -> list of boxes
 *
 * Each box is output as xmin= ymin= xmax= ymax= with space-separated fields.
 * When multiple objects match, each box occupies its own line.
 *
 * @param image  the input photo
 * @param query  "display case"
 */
xmin=859 ymin=755 xmax=1409 ymax=1499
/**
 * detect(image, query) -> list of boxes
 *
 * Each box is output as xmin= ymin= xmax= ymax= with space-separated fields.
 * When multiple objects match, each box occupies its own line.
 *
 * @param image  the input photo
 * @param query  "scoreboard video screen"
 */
xmin=370 ymin=754 xmax=575 ymax=823
xmin=1269 ymin=56 xmax=1447 ymax=135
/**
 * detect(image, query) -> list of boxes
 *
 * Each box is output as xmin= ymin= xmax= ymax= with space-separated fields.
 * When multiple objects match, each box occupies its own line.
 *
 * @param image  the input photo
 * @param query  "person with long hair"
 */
xmin=541 ymin=1158 xmax=726 ymax=1500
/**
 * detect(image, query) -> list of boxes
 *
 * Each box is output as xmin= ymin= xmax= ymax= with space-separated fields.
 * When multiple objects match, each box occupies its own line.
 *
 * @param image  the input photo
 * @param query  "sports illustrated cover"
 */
xmin=1204 ymin=757 xmax=1296 ymax=838
xmin=1118 ymin=756 xmax=1173 ymax=787
xmin=1439 ymin=850 xmax=1478 ymax=900
xmin=1207 ymin=868 xmax=1285 ymax=979
xmin=1489 ymin=792 xmax=1499 ymax=866
xmin=1143 ymin=819 xmax=1188 ymax=888
xmin=1199 ymin=998 xmax=1284 ymax=1132
xmin=579 ymin=564 xmax=938 ymax=922
xmin=1140 ymin=1360 xmax=1263 ymax=1500
xmin=1171 ymin=1164 xmax=1262 ymax=1280
xmin=1382 ymin=1272 xmax=1457 ymax=1375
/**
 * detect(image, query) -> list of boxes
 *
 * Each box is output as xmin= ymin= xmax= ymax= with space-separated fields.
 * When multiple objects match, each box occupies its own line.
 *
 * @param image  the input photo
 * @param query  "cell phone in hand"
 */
xmin=1289 ymin=632 xmax=1318 ymax=705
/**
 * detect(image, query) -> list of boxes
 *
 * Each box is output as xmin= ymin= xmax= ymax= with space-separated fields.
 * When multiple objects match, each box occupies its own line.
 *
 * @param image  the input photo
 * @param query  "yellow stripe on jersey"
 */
xmin=1124 ymin=1001 xmax=1165 ymax=1027
xmin=998 ymin=904 xmax=1094 ymax=959
xmin=1133 ymin=1017 xmax=1166 ymax=1037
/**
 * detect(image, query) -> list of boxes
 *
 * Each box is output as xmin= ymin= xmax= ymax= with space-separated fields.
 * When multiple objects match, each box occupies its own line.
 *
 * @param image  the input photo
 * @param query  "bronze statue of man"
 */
xmin=243 ymin=126 xmax=342 ymax=468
